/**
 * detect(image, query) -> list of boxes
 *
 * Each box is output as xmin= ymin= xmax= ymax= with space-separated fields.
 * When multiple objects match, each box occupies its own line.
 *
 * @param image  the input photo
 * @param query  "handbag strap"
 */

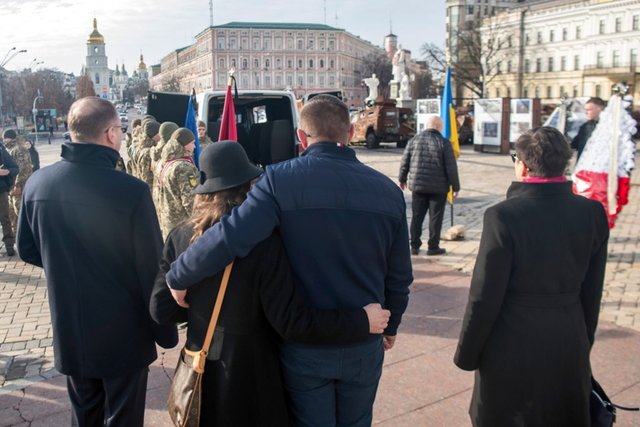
xmin=190 ymin=261 xmax=234 ymax=373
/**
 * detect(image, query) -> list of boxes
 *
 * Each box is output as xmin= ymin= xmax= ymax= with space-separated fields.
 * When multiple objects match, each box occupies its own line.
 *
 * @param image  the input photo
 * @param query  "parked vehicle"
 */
xmin=351 ymin=100 xmax=415 ymax=149
xmin=147 ymin=90 xmax=299 ymax=167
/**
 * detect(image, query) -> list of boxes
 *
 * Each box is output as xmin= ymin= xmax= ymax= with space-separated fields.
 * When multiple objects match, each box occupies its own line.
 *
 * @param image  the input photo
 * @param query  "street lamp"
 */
xmin=32 ymin=90 xmax=42 ymax=145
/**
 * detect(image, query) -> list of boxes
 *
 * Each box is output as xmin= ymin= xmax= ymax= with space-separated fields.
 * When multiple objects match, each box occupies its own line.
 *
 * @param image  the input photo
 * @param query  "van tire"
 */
xmin=366 ymin=132 xmax=379 ymax=149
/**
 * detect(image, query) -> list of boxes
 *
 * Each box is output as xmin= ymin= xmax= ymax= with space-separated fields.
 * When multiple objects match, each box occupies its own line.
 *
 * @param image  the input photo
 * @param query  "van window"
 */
xmin=253 ymin=106 xmax=267 ymax=123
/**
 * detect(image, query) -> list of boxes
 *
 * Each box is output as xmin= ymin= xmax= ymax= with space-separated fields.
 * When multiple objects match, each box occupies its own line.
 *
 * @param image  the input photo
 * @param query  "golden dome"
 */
xmin=138 ymin=54 xmax=147 ymax=70
xmin=87 ymin=18 xmax=105 ymax=44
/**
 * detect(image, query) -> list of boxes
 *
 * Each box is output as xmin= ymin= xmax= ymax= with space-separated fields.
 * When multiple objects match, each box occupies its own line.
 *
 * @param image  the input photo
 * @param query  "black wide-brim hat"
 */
xmin=193 ymin=141 xmax=263 ymax=194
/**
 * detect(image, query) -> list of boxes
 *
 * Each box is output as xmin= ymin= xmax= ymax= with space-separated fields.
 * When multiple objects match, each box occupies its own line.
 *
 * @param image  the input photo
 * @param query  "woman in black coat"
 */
xmin=454 ymin=127 xmax=609 ymax=426
xmin=24 ymin=139 xmax=40 ymax=171
xmin=151 ymin=141 xmax=388 ymax=427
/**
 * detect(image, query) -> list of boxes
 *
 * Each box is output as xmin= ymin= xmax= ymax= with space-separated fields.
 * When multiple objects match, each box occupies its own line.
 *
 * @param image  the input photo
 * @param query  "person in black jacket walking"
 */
xmin=399 ymin=116 xmax=460 ymax=256
xmin=0 ymin=141 xmax=18 ymax=256
xmin=571 ymin=97 xmax=605 ymax=162
xmin=16 ymin=97 xmax=177 ymax=427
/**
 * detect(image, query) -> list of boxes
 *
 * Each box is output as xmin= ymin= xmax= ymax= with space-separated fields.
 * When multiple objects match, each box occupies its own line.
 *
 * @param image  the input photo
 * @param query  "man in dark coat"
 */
xmin=454 ymin=127 xmax=609 ymax=426
xmin=16 ymin=97 xmax=177 ymax=427
xmin=165 ymin=95 xmax=413 ymax=427
xmin=399 ymin=116 xmax=460 ymax=256
xmin=0 ymin=141 xmax=18 ymax=256
xmin=571 ymin=97 xmax=605 ymax=161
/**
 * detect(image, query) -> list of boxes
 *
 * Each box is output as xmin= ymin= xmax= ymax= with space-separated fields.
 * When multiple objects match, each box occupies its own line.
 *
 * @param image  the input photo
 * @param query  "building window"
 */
xmin=254 ymin=58 xmax=259 ymax=68
xmin=319 ymin=39 xmax=325 ymax=50
xmin=329 ymin=59 xmax=335 ymax=69
xmin=265 ymin=75 xmax=271 ymax=88
xmin=242 ymin=58 xmax=248 ymax=69
xmin=599 ymin=20 xmax=605 ymax=34
xmin=612 ymin=50 xmax=620 ymax=67
xmin=562 ymin=28 xmax=568 ymax=41
xmin=275 ymin=38 xmax=283 ymax=50
xmin=329 ymin=75 xmax=335 ymax=86
xmin=275 ymin=75 xmax=282 ymax=87
xmin=574 ymin=55 xmax=580 ymax=70
xmin=631 ymin=49 xmax=638 ymax=66
xmin=287 ymin=59 xmax=292 ymax=68
xmin=596 ymin=52 xmax=604 ymax=68
xmin=523 ymin=87 xmax=529 ymax=98
xmin=308 ymin=75 xmax=314 ymax=85
xmin=536 ymin=58 xmax=541 ymax=72
xmin=264 ymin=38 xmax=271 ymax=50
xmin=507 ymin=60 xmax=512 ymax=73
xmin=253 ymin=38 xmax=260 ymax=50
xmin=219 ymin=58 xmax=225 ymax=68
xmin=229 ymin=38 xmax=237 ymax=49
xmin=576 ymin=26 xmax=582 ymax=39
xmin=95 ymin=73 xmax=100 ymax=84
xmin=319 ymin=75 xmax=325 ymax=86
xmin=328 ymin=40 xmax=335 ymax=51
xmin=525 ymin=59 xmax=530 ymax=73
xmin=276 ymin=58 xmax=282 ymax=69
xmin=526 ymin=33 xmax=530 ymax=45
xmin=265 ymin=58 xmax=270 ymax=68
xmin=634 ymin=15 xmax=639 ymax=31
xmin=508 ymin=35 xmax=512 ymax=47
xmin=297 ymin=59 xmax=303 ymax=69
xmin=496 ymin=87 xmax=501 ymax=97
xmin=595 ymin=84 xmax=601 ymax=98
xmin=286 ymin=75 xmax=293 ymax=86
xmin=615 ymin=17 xmax=622 ymax=32
xmin=231 ymin=58 xmax=236 ymax=67
xmin=559 ymin=86 xmax=565 ymax=97
xmin=507 ymin=87 xmax=511 ymax=97
xmin=297 ymin=39 xmax=303 ymax=50
xmin=535 ymin=86 xmax=540 ymax=98
xmin=549 ymin=30 xmax=554 ymax=42
xmin=560 ymin=56 xmax=566 ymax=71
xmin=497 ymin=61 xmax=502 ymax=74
xmin=546 ymin=86 xmax=552 ymax=98
xmin=573 ymin=85 xmax=578 ymax=97
xmin=287 ymin=38 xmax=293 ymax=50
xmin=308 ymin=40 xmax=315 ymax=50
xmin=320 ymin=59 xmax=324 ymax=68
xmin=536 ymin=31 xmax=542 ymax=43
xmin=218 ymin=37 xmax=226 ymax=49
xmin=467 ymin=5 xmax=473 ymax=14
xmin=308 ymin=59 xmax=314 ymax=68
xmin=548 ymin=57 xmax=554 ymax=72
xmin=298 ymin=76 xmax=303 ymax=87
xmin=242 ymin=38 xmax=248 ymax=50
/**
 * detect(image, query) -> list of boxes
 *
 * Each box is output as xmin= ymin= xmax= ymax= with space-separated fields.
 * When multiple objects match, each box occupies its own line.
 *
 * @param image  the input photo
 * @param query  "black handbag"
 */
xmin=591 ymin=377 xmax=639 ymax=427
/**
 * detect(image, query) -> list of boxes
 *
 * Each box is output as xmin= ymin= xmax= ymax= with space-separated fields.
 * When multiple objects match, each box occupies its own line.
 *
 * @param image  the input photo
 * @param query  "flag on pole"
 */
xmin=218 ymin=75 xmax=238 ymax=142
xmin=440 ymin=67 xmax=460 ymax=159
xmin=184 ymin=89 xmax=201 ymax=168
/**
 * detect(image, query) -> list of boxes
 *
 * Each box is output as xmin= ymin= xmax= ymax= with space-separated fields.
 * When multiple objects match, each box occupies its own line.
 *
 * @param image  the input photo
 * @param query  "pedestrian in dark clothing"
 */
xmin=399 ymin=116 xmax=460 ymax=256
xmin=165 ymin=95 xmax=413 ymax=427
xmin=151 ymin=141 xmax=390 ymax=427
xmin=17 ymin=97 xmax=177 ymax=427
xmin=571 ymin=97 xmax=605 ymax=161
xmin=454 ymin=127 xmax=609 ymax=426
xmin=24 ymin=139 xmax=40 ymax=171
xmin=0 ymin=143 xmax=18 ymax=256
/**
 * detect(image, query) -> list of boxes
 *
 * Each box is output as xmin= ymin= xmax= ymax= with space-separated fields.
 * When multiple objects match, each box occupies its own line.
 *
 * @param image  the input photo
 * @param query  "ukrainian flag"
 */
xmin=440 ymin=67 xmax=460 ymax=159
xmin=440 ymin=67 xmax=459 ymax=205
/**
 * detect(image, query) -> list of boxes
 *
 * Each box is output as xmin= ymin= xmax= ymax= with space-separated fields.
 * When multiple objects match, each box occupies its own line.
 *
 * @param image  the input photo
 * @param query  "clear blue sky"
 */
xmin=0 ymin=0 xmax=445 ymax=74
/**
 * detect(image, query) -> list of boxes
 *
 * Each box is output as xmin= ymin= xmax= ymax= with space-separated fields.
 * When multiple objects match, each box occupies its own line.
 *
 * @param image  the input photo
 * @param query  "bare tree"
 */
xmin=359 ymin=51 xmax=393 ymax=99
xmin=3 ymin=69 xmax=74 ymax=119
xmin=410 ymin=70 xmax=435 ymax=99
xmin=162 ymin=74 xmax=182 ymax=93
xmin=75 ymin=75 xmax=96 ymax=99
xmin=422 ymin=21 xmax=509 ymax=98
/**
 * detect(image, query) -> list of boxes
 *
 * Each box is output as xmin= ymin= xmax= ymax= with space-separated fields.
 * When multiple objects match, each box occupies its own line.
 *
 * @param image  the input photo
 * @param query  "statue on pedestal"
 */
xmin=392 ymin=45 xmax=407 ymax=83
xmin=362 ymin=74 xmax=380 ymax=103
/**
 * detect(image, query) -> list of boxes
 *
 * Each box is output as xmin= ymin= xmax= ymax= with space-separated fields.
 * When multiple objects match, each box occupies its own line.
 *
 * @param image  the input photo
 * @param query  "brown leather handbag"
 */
xmin=167 ymin=262 xmax=234 ymax=427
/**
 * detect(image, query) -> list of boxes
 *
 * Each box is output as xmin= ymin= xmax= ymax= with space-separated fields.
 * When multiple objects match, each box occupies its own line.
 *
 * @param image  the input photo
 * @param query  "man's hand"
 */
xmin=399 ymin=182 xmax=406 ymax=190
xmin=452 ymin=191 xmax=459 ymax=199
xmin=0 ymin=168 xmax=9 ymax=177
xmin=383 ymin=334 xmax=396 ymax=351
xmin=363 ymin=303 xmax=390 ymax=334
xmin=170 ymin=288 xmax=189 ymax=308
xmin=11 ymin=186 xmax=22 ymax=197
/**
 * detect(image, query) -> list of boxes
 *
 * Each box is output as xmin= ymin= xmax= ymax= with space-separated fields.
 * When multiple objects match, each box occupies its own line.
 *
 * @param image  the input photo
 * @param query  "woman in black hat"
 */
xmin=150 ymin=141 xmax=389 ymax=426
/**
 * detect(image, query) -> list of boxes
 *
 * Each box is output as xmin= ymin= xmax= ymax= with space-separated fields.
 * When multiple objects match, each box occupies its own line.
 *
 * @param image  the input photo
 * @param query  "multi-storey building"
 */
xmin=484 ymin=0 xmax=640 ymax=104
xmin=150 ymin=22 xmax=384 ymax=107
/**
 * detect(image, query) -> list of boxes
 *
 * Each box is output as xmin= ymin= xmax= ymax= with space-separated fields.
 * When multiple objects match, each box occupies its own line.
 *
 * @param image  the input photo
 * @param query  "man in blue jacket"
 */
xmin=0 ymin=140 xmax=18 ymax=256
xmin=17 ymin=97 xmax=177 ymax=427
xmin=166 ymin=95 xmax=413 ymax=427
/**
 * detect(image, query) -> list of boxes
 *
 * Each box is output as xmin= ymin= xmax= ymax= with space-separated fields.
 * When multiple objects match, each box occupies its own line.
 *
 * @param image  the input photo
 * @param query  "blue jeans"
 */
xmin=280 ymin=337 xmax=384 ymax=427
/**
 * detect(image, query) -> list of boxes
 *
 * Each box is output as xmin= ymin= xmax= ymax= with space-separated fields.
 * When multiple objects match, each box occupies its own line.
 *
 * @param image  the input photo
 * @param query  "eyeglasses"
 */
xmin=510 ymin=153 xmax=518 ymax=163
xmin=104 ymin=124 xmax=124 ymax=134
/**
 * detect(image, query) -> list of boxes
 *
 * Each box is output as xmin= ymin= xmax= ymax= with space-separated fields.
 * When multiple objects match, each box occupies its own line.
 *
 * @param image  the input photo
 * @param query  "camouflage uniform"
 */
xmin=157 ymin=139 xmax=197 ymax=238
xmin=199 ymin=135 xmax=214 ymax=150
xmin=151 ymin=122 xmax=179 ymax=208
xmin=4 ymin=139 xmax=32 ymax=233
xmin=134 ymin=136 xmax=157 ymax=188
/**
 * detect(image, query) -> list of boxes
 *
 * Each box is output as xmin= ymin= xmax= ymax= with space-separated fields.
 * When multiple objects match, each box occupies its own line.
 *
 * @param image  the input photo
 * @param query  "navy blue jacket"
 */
xmin=167 ymin=142 xmax=413 ymax=336
xmin=0 ymin=144 xmax=18 ymax=193
xmin=17 ymin=142 xmax=177 ymax=378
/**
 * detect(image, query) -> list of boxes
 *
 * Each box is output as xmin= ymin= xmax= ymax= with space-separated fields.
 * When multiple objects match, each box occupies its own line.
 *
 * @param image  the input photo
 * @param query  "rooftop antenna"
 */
xmin=335 ymin=9 xmax=339 ymax=27
xmin=209 ymin=0 xmax=214 ymax=27
xmin=324 ymin=0 xmax=327 ymax=25
xmin=390 ymin=19 xmax=393 ymax=34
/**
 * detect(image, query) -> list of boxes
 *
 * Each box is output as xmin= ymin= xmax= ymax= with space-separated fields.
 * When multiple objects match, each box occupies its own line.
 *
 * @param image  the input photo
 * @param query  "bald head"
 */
xmin=68 ymin=97 xmax=118 ymax=143
xmin=426 ymin=116 xmax=443 ymax=132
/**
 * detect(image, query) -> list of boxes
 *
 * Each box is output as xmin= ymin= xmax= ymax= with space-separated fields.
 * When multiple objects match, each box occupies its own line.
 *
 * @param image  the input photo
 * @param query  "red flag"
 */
xmin=218 ymin=77 xmax=237 ymax=142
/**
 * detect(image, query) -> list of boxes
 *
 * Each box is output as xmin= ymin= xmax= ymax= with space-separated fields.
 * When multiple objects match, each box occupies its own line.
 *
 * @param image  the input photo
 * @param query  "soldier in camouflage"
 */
xmin=2 ymin=130 xmax=32 ymax=234
xmin=197 ymin=120 xmax=214 ymax=149
xmin=134 ymin=120 xmax=160 ymax=188
xmin=151 ymin=122 xmax=179 ymax=209
xmin=157 ymin=128 xmax=197 ymax=238
xmin=129 ymin=116 xmax=156 ymax=179
xmin=126 ymin=118 xmax=142 ymax=176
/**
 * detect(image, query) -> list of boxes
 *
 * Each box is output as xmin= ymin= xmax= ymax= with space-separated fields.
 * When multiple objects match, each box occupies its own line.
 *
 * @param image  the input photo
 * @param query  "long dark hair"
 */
xmin=189 ymin=182 xmax=251 ymax=244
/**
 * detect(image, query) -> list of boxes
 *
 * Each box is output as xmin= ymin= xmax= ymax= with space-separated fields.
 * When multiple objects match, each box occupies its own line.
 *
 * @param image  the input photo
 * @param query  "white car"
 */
xmin=119 ymin=113 xmax=129 ymax=123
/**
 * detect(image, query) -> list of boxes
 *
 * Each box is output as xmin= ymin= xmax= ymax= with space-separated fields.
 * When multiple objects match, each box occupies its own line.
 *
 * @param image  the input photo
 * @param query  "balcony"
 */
xmin=583 ymin=63 xmax=637 ymax=77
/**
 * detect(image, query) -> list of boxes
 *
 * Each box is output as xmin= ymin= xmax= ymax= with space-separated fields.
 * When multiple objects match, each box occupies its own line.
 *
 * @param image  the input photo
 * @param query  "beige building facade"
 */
xmin=482 ymin=0 xmax=640 ymax=103
xmin=150 ymin=22 xmax=384 ymax=107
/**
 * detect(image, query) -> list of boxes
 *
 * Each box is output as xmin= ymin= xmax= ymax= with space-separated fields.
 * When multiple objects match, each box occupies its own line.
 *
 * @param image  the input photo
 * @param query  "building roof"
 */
xmin=211 ymin=22 xmax=342 ymax=31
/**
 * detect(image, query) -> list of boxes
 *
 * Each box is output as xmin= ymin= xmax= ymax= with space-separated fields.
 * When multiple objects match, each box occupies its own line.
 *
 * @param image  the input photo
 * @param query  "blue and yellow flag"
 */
xmin=440 ymin=67 xmax=460 ymax=159
xmin=185 ymin=89 xmax=201 ymax=168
